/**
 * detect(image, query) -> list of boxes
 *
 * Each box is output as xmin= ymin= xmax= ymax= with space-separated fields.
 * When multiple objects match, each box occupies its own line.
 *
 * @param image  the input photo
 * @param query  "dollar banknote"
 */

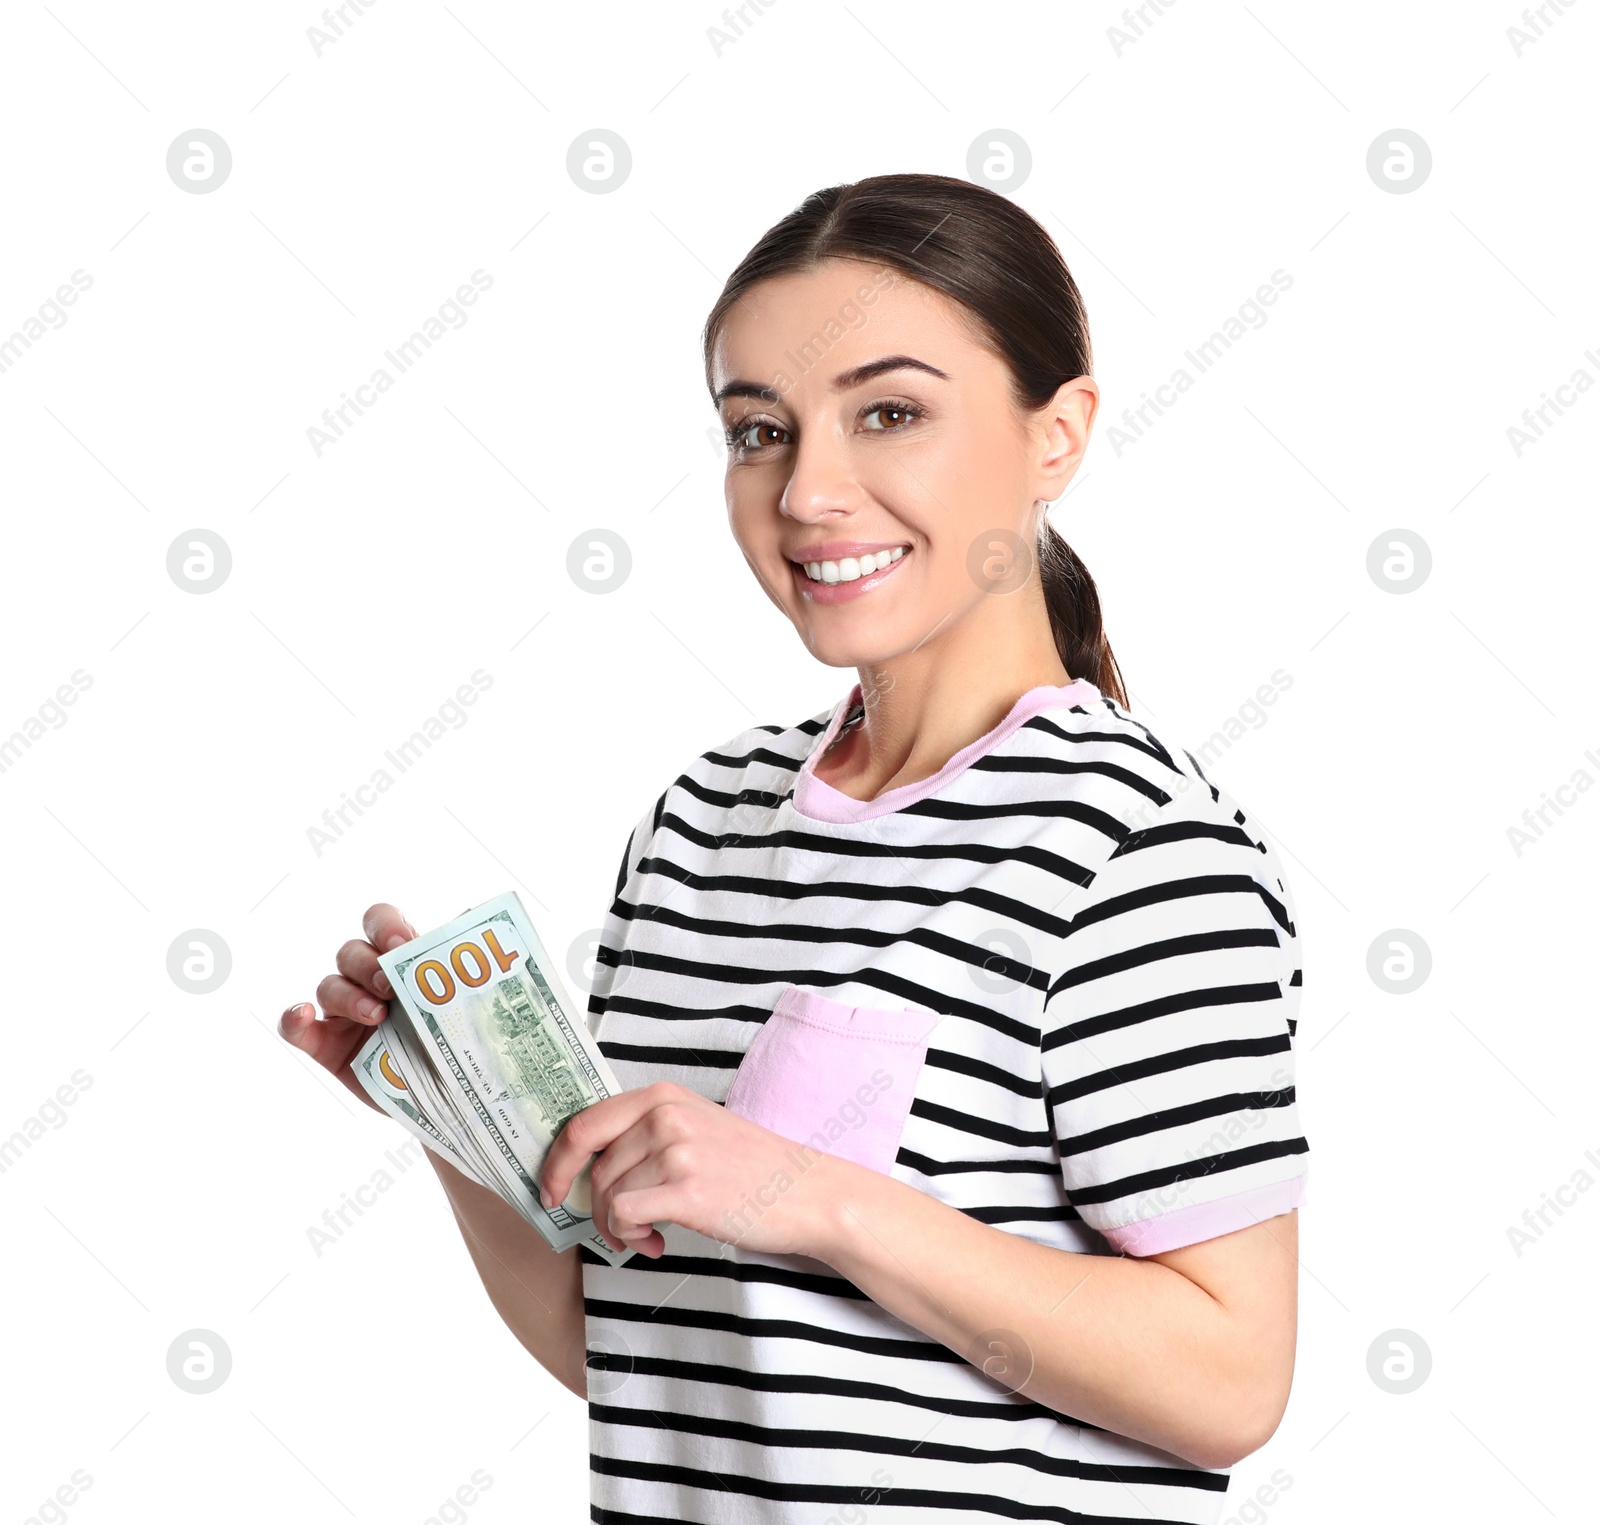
xmin=352 ymin=891 xmax=636 ymax=1267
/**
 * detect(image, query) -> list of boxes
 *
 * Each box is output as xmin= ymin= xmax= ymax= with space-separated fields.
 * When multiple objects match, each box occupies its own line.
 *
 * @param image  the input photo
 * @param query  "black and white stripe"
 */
xmin=581 ymin=686 xmax=1308 ymax=1524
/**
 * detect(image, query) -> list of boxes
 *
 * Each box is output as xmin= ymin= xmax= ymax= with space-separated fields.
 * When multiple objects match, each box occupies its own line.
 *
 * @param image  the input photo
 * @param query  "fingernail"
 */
xmin=384 ymin=933 xmax=406 ymax=952
xmin=361 ymin=998 xmax=385 ymax=1021
xmin=373 ymin=971 xmax=392 ymax=996
xmin=539 ymin=1186 xmax=553 ymax=1209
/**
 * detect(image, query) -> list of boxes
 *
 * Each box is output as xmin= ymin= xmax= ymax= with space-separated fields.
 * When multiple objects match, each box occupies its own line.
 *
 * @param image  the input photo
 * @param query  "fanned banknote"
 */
xmin=353 ymin=891 xmax=636 ymax=1267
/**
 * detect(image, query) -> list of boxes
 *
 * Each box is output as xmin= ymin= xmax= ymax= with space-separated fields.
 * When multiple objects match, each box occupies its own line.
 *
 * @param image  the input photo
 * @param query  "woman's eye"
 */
xmin=727 ymin=420 xmax=790 ymax=451
xmin=862 ymin=402 xmax=922 ymax=432
xmin=725 ymin=402 xmax=922 ymax=451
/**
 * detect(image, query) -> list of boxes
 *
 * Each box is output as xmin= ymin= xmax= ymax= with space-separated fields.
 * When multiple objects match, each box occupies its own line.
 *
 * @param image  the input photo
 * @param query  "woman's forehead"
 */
xmin=711 ymin=269 xmax=974 ymax=388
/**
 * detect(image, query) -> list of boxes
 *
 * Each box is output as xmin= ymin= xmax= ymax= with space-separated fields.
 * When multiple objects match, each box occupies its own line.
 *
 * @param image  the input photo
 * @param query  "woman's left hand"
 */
xmin=539 ymin=1081 xmax=837 ymax=1260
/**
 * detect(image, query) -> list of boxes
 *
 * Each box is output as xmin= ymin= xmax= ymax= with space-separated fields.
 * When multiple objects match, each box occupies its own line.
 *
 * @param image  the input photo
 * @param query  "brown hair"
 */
xmin=700 ymin=170 xmax=1127 ymax=708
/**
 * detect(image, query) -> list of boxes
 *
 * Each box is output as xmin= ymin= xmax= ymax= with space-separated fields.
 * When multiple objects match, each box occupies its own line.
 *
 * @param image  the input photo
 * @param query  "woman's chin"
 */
xmin=794 ymin=627 xmax=912 ymax=670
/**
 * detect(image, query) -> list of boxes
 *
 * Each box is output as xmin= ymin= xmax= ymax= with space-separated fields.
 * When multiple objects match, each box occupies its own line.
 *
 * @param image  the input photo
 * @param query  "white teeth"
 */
xmin=799 ymin=547 xmax=906 ymax=583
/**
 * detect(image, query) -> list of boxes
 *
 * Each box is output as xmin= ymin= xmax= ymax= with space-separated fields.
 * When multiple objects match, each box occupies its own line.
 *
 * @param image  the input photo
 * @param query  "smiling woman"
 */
xmin=284 ymin=170 xmax=1310 ymax=1525
xmin=707 ymin=220 xmax=1123 ymax=714
xmin=566 ymin=171 xmax=1310 ymax=1522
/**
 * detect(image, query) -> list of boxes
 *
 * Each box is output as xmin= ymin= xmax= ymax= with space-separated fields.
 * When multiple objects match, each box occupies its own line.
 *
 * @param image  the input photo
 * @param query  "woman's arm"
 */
xmin=806 ymin=1153 xmax=1299 ymax=1471
xmin=280 ymin=899 xmax=592 ymax=1403
xmin=427 ymin=1147 xmax=589 ymax=1401
xmin=542 ymin=1081 xmax=1299 ymax=1468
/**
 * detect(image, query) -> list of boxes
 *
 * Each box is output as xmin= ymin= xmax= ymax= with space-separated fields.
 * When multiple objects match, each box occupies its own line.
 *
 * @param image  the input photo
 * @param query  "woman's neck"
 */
xmin=813 ymin=638 xmax=1074 ymax=805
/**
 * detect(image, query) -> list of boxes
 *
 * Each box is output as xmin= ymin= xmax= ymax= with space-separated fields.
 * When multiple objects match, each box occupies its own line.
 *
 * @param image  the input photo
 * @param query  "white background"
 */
xmin=1 ymin=2 xmax=1595 ymax=1521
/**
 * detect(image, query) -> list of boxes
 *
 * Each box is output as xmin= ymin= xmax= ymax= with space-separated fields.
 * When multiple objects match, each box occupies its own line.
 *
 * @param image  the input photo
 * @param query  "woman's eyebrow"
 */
xmin=829 ymin=355 xmax=951 ymax=392
xmin=712 ymin=355 xmax=950 ymax=408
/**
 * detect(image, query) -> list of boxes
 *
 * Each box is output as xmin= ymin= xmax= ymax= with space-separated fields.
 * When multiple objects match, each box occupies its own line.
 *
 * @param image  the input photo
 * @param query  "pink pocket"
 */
xmin=722 ymin=986 xmax=942 ymax=1176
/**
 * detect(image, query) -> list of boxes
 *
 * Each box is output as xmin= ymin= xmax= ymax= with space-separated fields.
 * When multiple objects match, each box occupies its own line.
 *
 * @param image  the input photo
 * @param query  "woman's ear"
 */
xmin=1029 ymin=376 xmax=1098 ymax=503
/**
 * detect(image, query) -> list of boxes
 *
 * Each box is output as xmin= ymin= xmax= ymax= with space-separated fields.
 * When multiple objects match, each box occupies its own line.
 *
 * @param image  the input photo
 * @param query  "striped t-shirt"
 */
xmin=581 ymin=675 xmax=1309 ymax=1525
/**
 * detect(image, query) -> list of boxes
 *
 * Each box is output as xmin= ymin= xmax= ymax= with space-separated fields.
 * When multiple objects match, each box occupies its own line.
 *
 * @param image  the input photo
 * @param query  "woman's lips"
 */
xmin=792 ymin=548 xmax=911 ymax=605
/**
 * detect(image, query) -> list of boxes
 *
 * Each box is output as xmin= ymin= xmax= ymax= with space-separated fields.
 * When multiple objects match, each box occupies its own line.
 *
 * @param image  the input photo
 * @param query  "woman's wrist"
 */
xmin=792 ymin=1150 xmax=897 ymax=1270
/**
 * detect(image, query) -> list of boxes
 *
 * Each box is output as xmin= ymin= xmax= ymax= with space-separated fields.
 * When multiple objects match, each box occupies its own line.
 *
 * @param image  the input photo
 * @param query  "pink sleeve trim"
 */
xmin=1100 ymin=1173 xmax=1307 ymax=1257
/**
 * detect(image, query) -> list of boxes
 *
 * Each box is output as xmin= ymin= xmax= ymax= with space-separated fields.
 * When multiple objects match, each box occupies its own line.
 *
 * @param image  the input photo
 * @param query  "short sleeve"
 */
xmin=585 ymin=789 xmax=667 ymax=1028
xmin=1040 ymin=790 xmax=1309 ymax=1257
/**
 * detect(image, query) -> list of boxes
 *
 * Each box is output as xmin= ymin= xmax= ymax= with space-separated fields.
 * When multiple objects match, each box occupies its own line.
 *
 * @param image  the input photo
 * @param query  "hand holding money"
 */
xmin=283 ymin=893 xmax=636 ymax=1267
xmin=279 ymin=902 xmax=417 ymax=1113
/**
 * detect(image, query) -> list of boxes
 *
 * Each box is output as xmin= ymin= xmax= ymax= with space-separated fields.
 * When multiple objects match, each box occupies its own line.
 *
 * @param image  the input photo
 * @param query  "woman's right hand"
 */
xmin=279 ymin=902 xmax=418 ymax=1111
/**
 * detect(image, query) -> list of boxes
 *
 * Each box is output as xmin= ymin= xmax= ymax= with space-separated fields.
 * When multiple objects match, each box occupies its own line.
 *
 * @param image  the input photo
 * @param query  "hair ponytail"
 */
xmin=703 ymin=171 xmax=1127 ymax=710
xmin=1038 ymin=517 xmax=1127 ymax=707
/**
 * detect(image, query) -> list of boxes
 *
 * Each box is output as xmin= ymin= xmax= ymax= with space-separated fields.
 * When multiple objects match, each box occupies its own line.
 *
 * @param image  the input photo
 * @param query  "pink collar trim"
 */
xmin=791 ymin=677 xmax=1102 ymax=824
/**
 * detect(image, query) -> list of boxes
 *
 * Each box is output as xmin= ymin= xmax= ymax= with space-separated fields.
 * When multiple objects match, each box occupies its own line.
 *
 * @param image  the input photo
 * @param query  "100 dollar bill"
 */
xmin=353 ymin=891 xmax=635 ymax=1267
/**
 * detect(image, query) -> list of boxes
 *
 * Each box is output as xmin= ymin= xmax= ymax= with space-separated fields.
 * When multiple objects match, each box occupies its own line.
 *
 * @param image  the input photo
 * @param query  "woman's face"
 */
xmin=711 ymin=257 xmax=1095 ymax=671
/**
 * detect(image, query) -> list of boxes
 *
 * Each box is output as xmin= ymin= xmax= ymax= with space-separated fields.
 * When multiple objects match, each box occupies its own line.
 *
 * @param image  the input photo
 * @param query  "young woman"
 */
xmin=282 ymin=171 xmax=1309 ymax=1525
